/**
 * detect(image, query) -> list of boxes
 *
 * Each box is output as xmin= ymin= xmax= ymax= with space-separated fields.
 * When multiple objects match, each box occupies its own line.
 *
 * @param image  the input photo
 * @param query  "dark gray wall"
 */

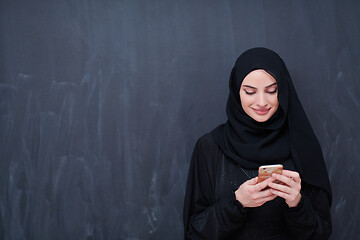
xmin=1 ymin=0 xmax=359 ymax=239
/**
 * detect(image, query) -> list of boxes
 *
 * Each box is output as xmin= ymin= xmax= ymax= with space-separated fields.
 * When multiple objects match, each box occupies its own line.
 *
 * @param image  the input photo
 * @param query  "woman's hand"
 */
xmin=235 ymin=177 xmax=277 ymax=208
xmin=268 ymin=170 xmax=302 ymax=208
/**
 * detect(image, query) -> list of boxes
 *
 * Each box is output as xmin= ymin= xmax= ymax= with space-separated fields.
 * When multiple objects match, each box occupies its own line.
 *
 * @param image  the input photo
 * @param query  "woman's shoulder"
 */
xmin=191 ymin=132 xmax=222 ymax=176
xmin=191 ymin=132 xmax=222 ymax=162
xmin=195 ymin=132 xmax=219 ymax=150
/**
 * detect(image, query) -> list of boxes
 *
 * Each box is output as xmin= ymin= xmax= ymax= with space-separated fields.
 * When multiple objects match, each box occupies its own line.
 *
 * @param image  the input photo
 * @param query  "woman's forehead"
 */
xmin=241 ymin=69 xmax=277 ymax=86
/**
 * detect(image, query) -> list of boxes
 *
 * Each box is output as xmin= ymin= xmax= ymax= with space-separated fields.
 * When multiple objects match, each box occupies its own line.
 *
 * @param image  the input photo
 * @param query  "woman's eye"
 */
xmin=267 ymin=89 xmax=278 ymax=94
xmin=245 ymin=91 xmax=255 ymax=95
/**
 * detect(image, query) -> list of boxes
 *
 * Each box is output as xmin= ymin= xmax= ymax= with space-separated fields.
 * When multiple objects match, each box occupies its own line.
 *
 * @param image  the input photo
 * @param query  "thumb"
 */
xmin=246 ymin=177 xmax=258 ymax=185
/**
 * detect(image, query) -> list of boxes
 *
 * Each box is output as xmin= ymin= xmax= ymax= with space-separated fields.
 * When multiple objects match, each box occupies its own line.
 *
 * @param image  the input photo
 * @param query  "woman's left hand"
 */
xmin=268 ymin=170 xmax=302 ymax=208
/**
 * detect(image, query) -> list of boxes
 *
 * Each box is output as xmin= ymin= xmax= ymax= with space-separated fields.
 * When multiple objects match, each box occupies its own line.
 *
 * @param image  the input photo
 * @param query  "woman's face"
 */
xmin=239 ymin=69 xmax=279 ymax=122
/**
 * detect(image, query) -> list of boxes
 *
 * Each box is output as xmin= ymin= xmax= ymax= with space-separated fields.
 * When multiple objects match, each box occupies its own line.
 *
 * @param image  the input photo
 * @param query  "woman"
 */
xmin=183 ymin=47 xmax=332 ymax=239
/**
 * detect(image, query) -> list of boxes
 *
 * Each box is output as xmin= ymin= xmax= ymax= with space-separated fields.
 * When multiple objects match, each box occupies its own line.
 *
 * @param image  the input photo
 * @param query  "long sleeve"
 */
xmin=283 ymin=182 xmax=332 ymax=240
xmin=183 ymin=136 xmax=248 ymax=240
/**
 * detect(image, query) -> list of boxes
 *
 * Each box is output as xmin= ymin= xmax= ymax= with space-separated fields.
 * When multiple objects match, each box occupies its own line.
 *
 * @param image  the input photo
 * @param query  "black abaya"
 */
xmin=183 ymin=134 xmax=331 ymax=240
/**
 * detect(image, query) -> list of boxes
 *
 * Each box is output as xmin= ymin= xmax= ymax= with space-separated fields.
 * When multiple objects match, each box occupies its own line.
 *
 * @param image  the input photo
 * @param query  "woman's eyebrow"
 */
xmin=265 ymin=83 xmax=278 ymax=88
xmin=242 ymin=83 xmax=277 ymax=89
xmin=242 ymin=85 xmax=256 ymax=89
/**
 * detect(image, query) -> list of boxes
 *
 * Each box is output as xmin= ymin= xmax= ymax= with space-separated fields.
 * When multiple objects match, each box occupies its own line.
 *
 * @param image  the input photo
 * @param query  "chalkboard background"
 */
xmin=1 ymin=0 xmax=359 ymax=239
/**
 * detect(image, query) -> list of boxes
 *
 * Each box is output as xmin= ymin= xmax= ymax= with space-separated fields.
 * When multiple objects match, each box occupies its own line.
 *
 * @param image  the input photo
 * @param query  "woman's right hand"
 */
xmin=235 ymin=177 xmax=276 ymax=208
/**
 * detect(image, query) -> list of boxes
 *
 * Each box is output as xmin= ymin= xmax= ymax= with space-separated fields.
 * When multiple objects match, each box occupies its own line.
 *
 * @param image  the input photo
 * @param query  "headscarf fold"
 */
xmin=211 ymin=47 xmax=332 ymax=203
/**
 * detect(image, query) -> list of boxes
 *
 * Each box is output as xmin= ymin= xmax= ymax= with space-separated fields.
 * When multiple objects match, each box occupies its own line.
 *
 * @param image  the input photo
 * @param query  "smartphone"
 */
xmin=257 ymin=164 xmax=283 ymax=183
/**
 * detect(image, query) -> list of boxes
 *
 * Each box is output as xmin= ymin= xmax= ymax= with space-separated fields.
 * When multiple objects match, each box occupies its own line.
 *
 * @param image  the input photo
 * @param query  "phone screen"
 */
xmin=257 ymin=164 xmax=283 ymax=183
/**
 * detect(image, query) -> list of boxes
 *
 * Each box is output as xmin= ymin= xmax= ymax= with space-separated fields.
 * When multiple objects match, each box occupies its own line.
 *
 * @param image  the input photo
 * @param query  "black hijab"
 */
xmin=211 ymin=47 xmax=332 ymax=203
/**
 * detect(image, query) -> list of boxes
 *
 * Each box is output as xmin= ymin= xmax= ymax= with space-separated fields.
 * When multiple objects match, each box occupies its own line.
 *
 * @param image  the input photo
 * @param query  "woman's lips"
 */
xmin=252 ymin=108 xmax=271 ymax=115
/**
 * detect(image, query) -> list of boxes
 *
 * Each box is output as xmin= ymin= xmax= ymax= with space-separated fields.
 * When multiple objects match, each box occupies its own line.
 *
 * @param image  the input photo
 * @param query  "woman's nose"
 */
xmin=257 ymin=94 xmax=267 ymax=106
